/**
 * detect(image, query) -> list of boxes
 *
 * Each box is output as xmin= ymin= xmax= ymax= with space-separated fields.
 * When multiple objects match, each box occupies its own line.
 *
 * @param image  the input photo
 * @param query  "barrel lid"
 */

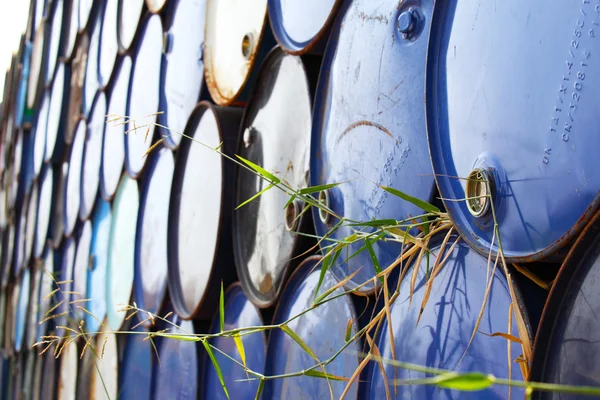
xmin=65 ymin=32 xmax=89 ymax=145
xmin=99 ymin=0 xmax=119 ymax=87
xmin=119 ymin=325 xmax=153 ymax=399
xmin=264 ymin=255 xmax=360 ymax=398
xmin=25 ymin=181 xmax=38 ymax=265
xmin=106 ymin=173 xmax=138 ymax=331
xmin=87 ymin=197 xmax=111 ymax=334
xmin=134 ymin=147 xmax=173 ymax=319
xmin=202 ymin=283 xmax=266 ymax=399
xmin=14 ymin=268 xmax=30 ymax=353
xmin=268 ymin=0 xmax=340 ymax=54
xmin=89 ymin=329 xmax=118 ymax=399
xmin=84 ymin=13 xmax=101 ymax=118
xmin=126 ymin=13 xmax=162 ymax=178
xmin=311 ymin=0 xmax=436 ymax=293
xmin=234 ymin=48 xmax=313 ymax=307
xmin=36 ymin=248 xmax=54 ymax=341
xmin=426 ymin=0 xmax=600 ymax=262
xmin=34 ymin=165 xmax=52 ymax=259
xmin=204 ymin=0 xmax=269 ymax=105
xmin=32 ymin=91 xmax=48 ymax=178
xmin=63 ymin=0 xmax=79 ymax=61
xmin=63 ymin=118 xmax=85 ymax=238
xmin=80 ymin=92 xmax=106 ymax=220
xmin=72 ymin=220 xmax=91 ymax=324
xmin=368 ymin=234 xmax=528 ymax=399
xmin=56 ymin=338 xmax=78 ymax=399
xmin=45 ymin=61 xmax=65 ymax=163
xmin=78 ymin=0 xmax=96 ymax=33
xmin=146 ymin=0 xmax=168 ymax=14
xmin=26 ymin=23 xmax=44 ymax=109
xmin=45 ymin=0 xmax=64 ymax=86
xmin=101 ymin=55 xmax=130 ymax=200
xmin=159 ymin=0 xmax=206 ymax=149
xmin=117 ymin=0 xmax=145 ymax=53
xmin=55 ymin=236 xmax=75 ymax=331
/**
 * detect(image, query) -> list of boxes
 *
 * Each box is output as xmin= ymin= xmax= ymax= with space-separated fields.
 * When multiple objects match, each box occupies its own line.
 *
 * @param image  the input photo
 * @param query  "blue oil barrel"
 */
xmin=167 ymin=101 xmax=241 ymax=319
xmin=134 ymin=146 xmax=173 ymax=319
xmin=201 ymin=283 xmax=266 ymax=399
xmin=366 ymin=233 xmax=531 ymax=399
xmin=32 ymin=90 xmax=48 ymax=178
xmin=56 ymin=338 xmax=78 ymax=399
xmin=54 ymin=235 xmax=75 ymax=331
xmin=119 ymin=325 xmax=153 ymax=399
xmin=87 ymin=197 xmax=111 ymax=334
xmin=99 ymin=0 xmax=119 ymax=88
xmin=72 ymin=220 xmax=91 ymax=324
xmin=45 ymin=61 xmax=67 ymax=163
xmin=45 ymin=0 xmax=64 ymax=87
xmin=63 ymin=118 xmax=85 ymax=238
xmin=89 ymin=329 xmax=118 ymax=399
xmin=16 ymin=128 xmax=34 ymax=206
xmin=26 ymin=23 xmax=44 ymax=110
xmin=13 ymin=268 xmax=30 ymax=353
xmin=268 ymin=0 xmax=341 ymax=54
xmin=64 ymin=32 xmax=89 ymax=146
xmin=310 ymin=0 xmax=437 ymax=294
xmin=36 ymin=248 xmax=54 ymax=342
xmin=159 ymin=0 xmax=206 ymax=149
xmin=84 ymin=12 xmax=101 ymax=118
xmin=8 ymin=130 xmax=23 ymax=209
xmin=117 ymin=0 xmax=145 ymax=53
xmin=234 ymin=46 xmax=317 ymax=308
xmin=0 ymin=224 xmax=13 ymax=288
xmin=264 ymin=255 xmax=360 ymax=398
xmin=34 ymin=164 xmax=52 ymax=259
xmin=80 ymin=91 xmax=106 ymax=220
xmin=426 ymin=0 xmax=600 ymax=262
xmin=106 ymin=173 xmax=138 ymax=330
xmin=530 ymin=212 xmax=600 ymax=399
xmin=101 ymin=54 xmax=130 ymax=201
xmin=126 ymin=12 xmax=162 ymax=179
xmin=146 ymin=0 xmax=168 ymax=14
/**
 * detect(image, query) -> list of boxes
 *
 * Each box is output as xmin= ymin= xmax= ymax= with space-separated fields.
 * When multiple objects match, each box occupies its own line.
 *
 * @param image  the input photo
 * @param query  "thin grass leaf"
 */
xmin=220 ymin=282 xmax=225 ymax=333
xmin=233 ymin=334 xmax=247 ymax=373
xmin=254 ymin=379 xmax=265 ymax=400
xmin=313 ymin=246 xmax=342 ymax=302
xmin=283 ymin=194 xmax=297 ymax=210
xmin=236 ymin=183 xmax=276 ymax=210
xmin=281 ymin=325 xmax=318 ymax=362
xmin=340 ymin=353 xmax=372 ymax=400
xmin=158 ymin=333 xmax=200 ymax=342
xmin=345 ymin=319 xmax=353 ymax=343
xmin=435 ymin=372 xmax=495 ymax=391
xmin=365 ymin=238 xmax=384 ymax=285
xmin=203 ymin=341 xmax=230 ymax=400
xmin=298 ymin=182 xmax=342 ymax=195
xmin=304 ymin=369 xmax=349 ymax=382
xmin=236 ymin=155 xmax=280 ymax=184
xmin=379 ymin=185 xmax=440 ymax=213
xmin=478 ymin=331 xmax=523 ymax=345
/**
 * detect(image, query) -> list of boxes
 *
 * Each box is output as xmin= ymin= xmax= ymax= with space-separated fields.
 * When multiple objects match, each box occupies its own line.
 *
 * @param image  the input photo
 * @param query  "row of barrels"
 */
xmin=0 ymin=0 xmax=598 ymax=399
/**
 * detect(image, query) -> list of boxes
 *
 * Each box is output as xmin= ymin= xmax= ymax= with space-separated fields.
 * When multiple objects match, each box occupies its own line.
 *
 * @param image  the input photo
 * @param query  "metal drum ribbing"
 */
xmin=134 ymin=147 xmax=173 ymax=318
xmin=202 ymin=284 xmax=266 ymax=400
xmin=426 ymin=0 xmax=600 ymax=262
xmin=530 ymin=212 xmax=600 ymax=399
xmin=34 ymin=165 xmax=52 ymax=259
xmin=89 ymin=329 xmax=118 ymax=400
xmin=87 ymin=198 xmax=111 ymax=334
xmin=167 ymin=102 xmax=241 ymax=320
xmin=45 ymin=0 xmax=64 ymax=86
xmin=84 ymin=13 xmax=101 ymax=117
xmin=118 ymin=326 xmax=152 ymax=399
xmin=32 ymin=91 xmax=49 ymax=177
xmin=64 ymin=32 xmax=89 ymax=145
xmin=45 ymin=61 xmax=67 ymax=163
xmin=204 ymin=0 xmax=270 ymax=106
xmin=78 ymin=0 xmax=97 ymax=33
xmin=38 ymin=351 xmax=57 ymax=400
xmin=99 ymin=0 xmax=119 ymax=87
xmin=80 ymin=92 xmax=105 ymax=220
xmin=14 ymin=269 xmax=30 ymax=353
xmin=101 ymin=55 xmax=130 ymax=200
xmin=72 ymin=220 xmax=90 ymax=324
xmin=268 ymin=0 xmax=341 ymax=54
xmin=55 ymin=236 xmax=75 ymax=332
xmin=310 ymin=0 xmax=436 ymax=293
xmin=234 ymin=47 xmax=315 ymax=308
xmin=367 ymin=234 xmax=530 ymax=399
xmin=27 ymin=23 xmax=45 ymax=109
xmin=264 ymin=255 xmax=359 ymax=398
xmin=146 ymin=0 xmax=167 ymax=14
xmin=117 ymin=0 xmax=144 ymax=53
xmin=63 ymin=118 xmax=85 ymax=237
xmin=50 ymin=161 xmax=67 ymax=248
xmin=159 ymin=0 xmax=206 ymax=149
xmin=36 ymin=248 xmax=54 ymax=342
xmin=56 ymin=340 xmax=78 ymax=400
xmin=106 ymin=174 xmax=138 ymax=331
xmin=24 ymin=181 xmax=38 ymax=265
xmin=126 ymin=13 xmax=162 ymax=179
xmin=63 ymin=0 xmax=79 ymax=61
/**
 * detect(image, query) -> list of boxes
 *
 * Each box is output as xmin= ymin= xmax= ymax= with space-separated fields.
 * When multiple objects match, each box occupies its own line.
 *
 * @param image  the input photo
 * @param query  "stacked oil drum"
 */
xmin=0 ymin=0 xmax=598 ymax=399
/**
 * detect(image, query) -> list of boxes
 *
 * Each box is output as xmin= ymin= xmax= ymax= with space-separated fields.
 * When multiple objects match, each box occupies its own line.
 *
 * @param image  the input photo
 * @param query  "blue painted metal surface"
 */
xmin=45 ymin=61 xmax=66 ymax=163
xmin=14 ymin=269 xmax=30 ymax=353
xmin=268 ymin=0 xmax=340 ymax=54
xmin=63 ymin=118 xmax=85 ymax=238
xmin=79 ymin=0 xmax=97 ymax=33
xmin=72 ymin=220 xmax=91 ymax=324
xmin=27 ymin=22 xmax=44 ymax=110
xmin=119 ymin=325 xmax=153 ymax=400
xmin=264 ymin=255 xmax=360 ymax=398
xmin=159 ymin=0 xmax=206 ymax=149
xmin=126 ymin=13 xmax=162 ymax=179
xmin=117 ymin=0 xmax=145 ymax=53
xmin=426 ymin=0 xmax=600 ymax=262
xmin=17 ymin=129 xmax=34 ymax=206
xmin=63 ymin=0 xmax=79 ymax=61
xmin=87 ymin=198 xmax=111 ymax=334
xmin=311 ymin=0 xmax=436 ymax=293
xmin=367 ymin=233 xmax=529 ymax=399
xmin=32 ymin=90 xmax=48 ymax=178
xmin=34 ymin=164 xmax=52 ymax=259
xmin=202 ymin=284 xmax=266 ymax=400
xmin=134 ymin=147 xmax=173 ymax=319
xmin=99 ymin=0 xmax=119 ymax=87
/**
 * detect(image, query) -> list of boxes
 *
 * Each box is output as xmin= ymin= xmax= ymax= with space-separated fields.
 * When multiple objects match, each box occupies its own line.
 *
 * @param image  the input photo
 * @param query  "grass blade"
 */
xmin=281 ymin=324 xmax=318 ymax=362
xmin=298 ymin=182 xmax=342 ymax=195
xmin=435 ymin=372 xmax=495 ymax=391
xmin=313 ymin=246 xmax=342 ymax=301
xmin=304 ymin=369 xmax=349 ymax=382
xmin=157 ymin=333 xmax=199 ymax=342
xmin=236 ymin=183 xmax=276 ymax=210
xmin=236 ymin=155 xmax=280 ymax=184
xmin=365 ymin=238 xmax=384 ymax=285
xmin=203 ymin=341 xmax=230 ymax=399
xmin=219 ymin=282 xmax=225 ymax=333
xmin=379 ymin=185 xmax=440 ymax=213
xmin=254 ymin=379 xmax=265 ymax=400
xmin=233 ymin=334 xmax=247 ymax=372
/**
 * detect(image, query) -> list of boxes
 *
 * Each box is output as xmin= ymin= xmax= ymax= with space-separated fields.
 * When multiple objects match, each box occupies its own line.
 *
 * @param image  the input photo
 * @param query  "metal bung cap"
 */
xmin=204 ymin=0 xmax=269 ymax=105
xmin=119 ymin=325 xmax=153 ymax=399
xmin=56 ymin=338 xmax=78 ymax=399
xmin=426 ymin=0 xmax=600 ymax=262
xmin=27 ymin=22 xmax=45 ymax=109
xmin=117 ymin=0 xmax=145 ymax=53
xmin=89 ymin=329 xmax=118 ymax=400
xmin=72 ymin=220 xmax=91 ymax=324
xmin=233 ymin=47 xmax=315 ymax=308
xmin=65 ymin=32 xmax=89 ymax=145
xmin=268 ymin=0 xmax=342 ymax=54
xmin=126 ymin=13 xmax=162 ymax=179
xmin=134 ymin=147 xmax=173 ymax=320
xmin=63 ymin=118 xmax=86 ymax=238
xmin=146 ymin=0 xmax=168 ymax=14
xmin=99 ymin=0 xmax=119 ymax=87
xmin=45 ymin=61 xmax=66 ymax=163
xmin=264 ymin=255 xmax=360 ymax=399
xmin=87 ymin=197 xmax=111 ymax=334
xmin=45 ymin=0 xmax=64 ymax=86
xmin=106 ymin=173 xmax=139 ymax=331
xmin=35 ymin=165 xmax=53 ymax=259
xmin=101 ymin=55 xmax=130 ymax=201
xmin=159 ymin=0 xmax=207 ymax=149
xmin=14 ymin=268 xmax=30 ymax=353
xmin=310 ymin=0 xmax=436 ymax=293
xmin=167 ymin=101 xmax=241 ymax=320
xmin=32 ymin=91 xmax=49 ymax=178
xmin=84 ymin=12 xmax=101 ymax=117
xmin=80 ymin=92 xmax=106 ymax=220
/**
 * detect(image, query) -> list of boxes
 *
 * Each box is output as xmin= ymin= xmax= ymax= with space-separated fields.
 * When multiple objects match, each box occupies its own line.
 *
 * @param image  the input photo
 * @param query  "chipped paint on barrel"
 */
xmin=65 ymin=32 xmax=89 ymax=145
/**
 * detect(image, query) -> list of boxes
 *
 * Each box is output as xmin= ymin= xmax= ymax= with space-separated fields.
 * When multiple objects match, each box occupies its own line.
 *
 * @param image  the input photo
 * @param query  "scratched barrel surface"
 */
xmin=426 ymin=0 xmax=600 ymax=262
xmin=63 ymin=118 xmax=85 ymax=237
xmin=118 ymin=325 xmax=153 ymax=399
xmin=365 ymin=233 xmax=531 ymax=399
xmin=201 ymin=283 xmax=266 ymax=400
xmin=264 ymin=255 xmax=360 ymax=398
xmin=310 ymin=0 xmax=437 ymax=293
xmin=234 ymin=47 xmax=316 ymax=308
xmin=117 ymin=0 xmax=145 ymax=53
xmin=167 ymin=102 xmax=241 ymax=320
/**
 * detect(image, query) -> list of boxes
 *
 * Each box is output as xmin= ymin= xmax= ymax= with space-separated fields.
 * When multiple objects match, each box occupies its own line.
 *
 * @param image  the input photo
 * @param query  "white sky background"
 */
xmin=0 ymin=1 xmax=31 ymax=102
